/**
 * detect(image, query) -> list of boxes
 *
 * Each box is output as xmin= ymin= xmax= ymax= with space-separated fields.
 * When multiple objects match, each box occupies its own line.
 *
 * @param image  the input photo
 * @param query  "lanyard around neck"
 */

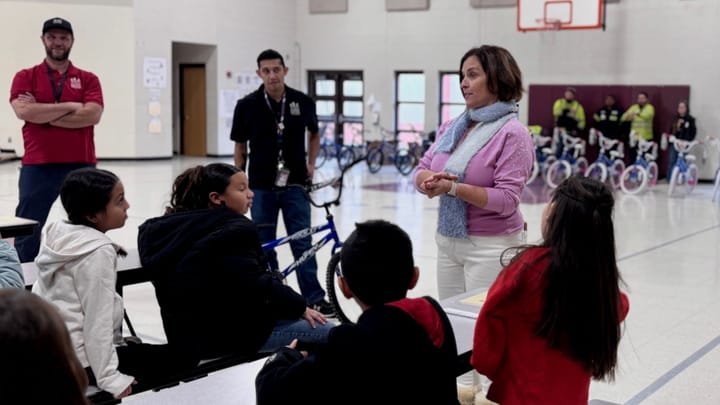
xmin=46 ymin=63 xmax=69 ymax=103
xmin=264 ymin=91 xmax=287 ymax=163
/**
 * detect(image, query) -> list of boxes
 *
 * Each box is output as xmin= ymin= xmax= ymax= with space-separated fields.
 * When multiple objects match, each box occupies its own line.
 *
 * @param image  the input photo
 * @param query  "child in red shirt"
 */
xmin=471 ymin=176 xmax=629 ymax=405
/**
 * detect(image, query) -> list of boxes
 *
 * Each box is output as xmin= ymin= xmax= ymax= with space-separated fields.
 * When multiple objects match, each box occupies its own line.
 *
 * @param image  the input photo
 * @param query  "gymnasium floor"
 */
xmin=1 ymin=157 xmax=719 ymax=405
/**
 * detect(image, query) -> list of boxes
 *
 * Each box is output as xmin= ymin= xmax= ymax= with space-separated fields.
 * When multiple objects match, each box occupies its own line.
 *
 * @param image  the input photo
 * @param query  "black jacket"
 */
xmin=671 ymin=114 xmax=696 ymax=141
xmin=593 ymin=104 xmax=623 ymax=139
xmin=137 ymin=208 xmax=307 ymax=362
xmin=256 ymin=297 xmax=460 ymax=405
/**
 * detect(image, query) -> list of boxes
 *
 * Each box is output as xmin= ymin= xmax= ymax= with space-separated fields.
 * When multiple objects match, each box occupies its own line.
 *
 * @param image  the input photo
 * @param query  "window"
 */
xmin=308 ymin=71 xmax=364 ymax=145
xmin=439 ymin=72 xmax=465 ymax=125
xmin=395 ymin=71 xmax=425 ymax=145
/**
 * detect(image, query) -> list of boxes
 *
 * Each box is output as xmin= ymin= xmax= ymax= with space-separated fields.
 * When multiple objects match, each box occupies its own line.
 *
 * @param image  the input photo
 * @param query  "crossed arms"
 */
xmin=11 ymin=92 xmax=103 ymax=128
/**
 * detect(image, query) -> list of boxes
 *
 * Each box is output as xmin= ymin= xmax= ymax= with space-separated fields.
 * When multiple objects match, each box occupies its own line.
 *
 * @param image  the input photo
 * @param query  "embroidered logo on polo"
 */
xmin=289 ymin=102 xmax=301 ymax=116
xmin=70 ymin=77 xmax=82 ymax=89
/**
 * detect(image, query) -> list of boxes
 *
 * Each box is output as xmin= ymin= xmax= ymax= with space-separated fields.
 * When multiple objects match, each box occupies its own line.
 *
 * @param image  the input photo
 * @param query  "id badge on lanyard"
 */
xmin=266 ymin=92 xmax=290 ymax=187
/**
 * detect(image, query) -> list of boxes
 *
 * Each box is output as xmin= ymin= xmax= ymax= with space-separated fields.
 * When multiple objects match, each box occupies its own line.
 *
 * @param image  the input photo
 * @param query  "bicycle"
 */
xmin=586 ymin=128 xmax=625 ymax=189
xmin=366 ymin=126 xmax=418 ymax=175
xmin=545 ymin=130 xmax=588 ymax=189
xmin=315 ymin=126 xmax=355 ymax=170
xmin=707 ymin=137 xmax=720 ymax=202
xmin=526 ymin=128 xmax=556 ymax=185
xmin=619 ymin=131 xmax=659 ymax=195
xmin=662 ymin=133 xmax=701 ymax=197
xmin=260 ymin=157 xmax=364 ymax=284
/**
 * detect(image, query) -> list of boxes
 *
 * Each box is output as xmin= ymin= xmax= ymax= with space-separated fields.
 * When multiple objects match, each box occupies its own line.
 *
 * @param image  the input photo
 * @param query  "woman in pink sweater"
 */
xmin=414 ymin=45 xmax=534 ymax=300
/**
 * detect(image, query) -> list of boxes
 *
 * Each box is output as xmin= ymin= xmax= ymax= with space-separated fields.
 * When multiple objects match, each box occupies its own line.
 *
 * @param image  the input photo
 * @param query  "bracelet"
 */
xmin=447 ymin=181 xmax=458 ymax=197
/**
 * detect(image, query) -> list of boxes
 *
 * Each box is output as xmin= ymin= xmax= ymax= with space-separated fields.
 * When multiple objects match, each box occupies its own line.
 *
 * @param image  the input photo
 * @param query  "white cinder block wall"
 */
xmin=2 ymin=0 xmax=718 ymax=158
xmin=297 ymin=0 xmax=720 ymax=140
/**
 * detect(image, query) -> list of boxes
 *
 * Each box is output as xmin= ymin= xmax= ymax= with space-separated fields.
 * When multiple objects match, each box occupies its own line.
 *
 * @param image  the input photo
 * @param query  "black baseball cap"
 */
xmin=42 ymin=17 xmax=73 ymax=35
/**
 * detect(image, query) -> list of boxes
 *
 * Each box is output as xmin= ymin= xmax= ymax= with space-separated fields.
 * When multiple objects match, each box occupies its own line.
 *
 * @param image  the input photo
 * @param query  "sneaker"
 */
xmin=311 ymin=299 xmax=336 ymax=317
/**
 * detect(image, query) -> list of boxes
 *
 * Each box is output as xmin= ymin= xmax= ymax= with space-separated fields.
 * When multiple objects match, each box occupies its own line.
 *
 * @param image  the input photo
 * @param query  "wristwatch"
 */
xmin=447 ymin=181 xmax=459 ymax=197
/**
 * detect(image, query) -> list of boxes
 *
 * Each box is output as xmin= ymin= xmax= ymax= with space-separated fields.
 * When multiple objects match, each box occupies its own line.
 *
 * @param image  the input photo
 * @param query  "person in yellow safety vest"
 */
xmin=621 ymin=92 xmax=655 ymax=141
xmin=553 ymin=87 xmax=586 ymax=133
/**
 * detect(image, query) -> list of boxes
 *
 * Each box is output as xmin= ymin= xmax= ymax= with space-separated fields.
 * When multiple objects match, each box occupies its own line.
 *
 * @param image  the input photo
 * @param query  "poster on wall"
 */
xmin=143 ymin=57 xmax=167 ymax=89
xmin=237 ymin=70 xmax=262 ymax=97
xmin=220 ymin=89 xmax=241 ymax=139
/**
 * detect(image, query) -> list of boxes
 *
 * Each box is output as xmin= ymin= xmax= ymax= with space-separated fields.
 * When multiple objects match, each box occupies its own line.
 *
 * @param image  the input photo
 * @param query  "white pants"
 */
xmin=436 ymin=231 xmax=525 ymax=300
xmin=436 ymin=231 xmax=525 ymax=390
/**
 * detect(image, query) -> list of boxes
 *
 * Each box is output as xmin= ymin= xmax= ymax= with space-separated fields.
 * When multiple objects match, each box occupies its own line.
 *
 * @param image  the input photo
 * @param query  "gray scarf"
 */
xmin=436 ymin=101 xmax=518 ymax=238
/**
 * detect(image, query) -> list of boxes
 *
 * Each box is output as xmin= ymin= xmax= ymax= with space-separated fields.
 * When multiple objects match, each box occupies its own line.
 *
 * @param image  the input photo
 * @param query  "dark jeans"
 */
xmin=14 ymin=163 xmax=94 ymax=262
xmin=251 ymin=187 xmax=324 ymax=304
xmin=668 ymin=148 xmax=679 ymax=177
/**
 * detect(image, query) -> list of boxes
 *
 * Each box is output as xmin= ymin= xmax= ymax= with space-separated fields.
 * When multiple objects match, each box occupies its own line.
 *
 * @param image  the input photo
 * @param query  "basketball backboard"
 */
xmin=517 ymin=0 xmax=605 ymax=32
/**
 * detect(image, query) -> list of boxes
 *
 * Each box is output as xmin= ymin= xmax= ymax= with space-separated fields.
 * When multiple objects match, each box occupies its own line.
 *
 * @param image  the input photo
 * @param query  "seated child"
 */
xmin=471 ymin=176 xmax=629 ymax=405
xmin=33 ymin=168 xmax=187 ymax=399
xmin=138 ymin=163 xmax=332 ymax=364
xmin=0 ymin=238 xmax=23 ymax=289
xmin=256 ymin=219 xmax=461 ymax=405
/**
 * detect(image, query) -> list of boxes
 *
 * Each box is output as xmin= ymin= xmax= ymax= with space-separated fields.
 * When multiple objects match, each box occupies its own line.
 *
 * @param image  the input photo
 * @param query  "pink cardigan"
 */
xmin=414 ymin=117 xmax=534 ymax=236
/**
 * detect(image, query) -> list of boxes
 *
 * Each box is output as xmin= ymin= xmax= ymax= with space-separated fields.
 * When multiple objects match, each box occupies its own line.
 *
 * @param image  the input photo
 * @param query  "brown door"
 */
xmin=181 ymin=65 xmax=207 ymax=156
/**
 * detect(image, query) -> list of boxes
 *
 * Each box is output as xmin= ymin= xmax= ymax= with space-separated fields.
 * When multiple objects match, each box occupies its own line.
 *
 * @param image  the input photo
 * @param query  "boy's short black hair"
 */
xmin=257 ymin=49 xmax=285 ymax=67
xmin=340 ymin=220 xmax=415 ymax=307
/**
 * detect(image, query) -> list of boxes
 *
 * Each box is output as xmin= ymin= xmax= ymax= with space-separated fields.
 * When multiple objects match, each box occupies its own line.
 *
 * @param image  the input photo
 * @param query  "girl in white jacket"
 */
xmin=32 ymin=168 xmax=186 ymax=399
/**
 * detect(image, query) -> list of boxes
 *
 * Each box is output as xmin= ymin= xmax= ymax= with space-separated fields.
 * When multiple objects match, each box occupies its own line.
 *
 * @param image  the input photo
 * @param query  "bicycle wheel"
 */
xmin=574 ymin=157 xmax=589 ymax=176
xmin=325 ymin=252 xmax=352 ymax=324
xmin=546 ymin=160 xmax=572 ymax=189
xmin=337 ymin=147 xmax=355 ymax=170
xmin=315 ymin=146 xmax=328 ymax=169
xmin=541 ymin=156 xmax=557 ymax=181
xmin=395 ymin=153 xmax=418 ymax=176
xmin=620 ymin=165 xmax=647 ymax=195
xmin=646 ymin=162 xmax=659 ymax=188
xmin=526 ymin=161 xmax=539 ymax=185
xmin=668 ymin=166 xmax=680 ymax=196
xmin=687 ymin=163 xmax=699 ymax=194
xmin=713 ymin=169 xmax=720 ymax=202
xmin=609 ymin=160 xmax=625 ymax=190
xmin=366 ymin=149 xmax=384 ymax=173
xmin=585 ymin=162 xmax=608 ymax=183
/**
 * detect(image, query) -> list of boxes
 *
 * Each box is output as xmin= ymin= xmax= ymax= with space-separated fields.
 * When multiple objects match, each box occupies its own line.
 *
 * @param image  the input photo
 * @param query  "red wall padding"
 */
xmin=527 ymin=84 xmax=690 ymax=177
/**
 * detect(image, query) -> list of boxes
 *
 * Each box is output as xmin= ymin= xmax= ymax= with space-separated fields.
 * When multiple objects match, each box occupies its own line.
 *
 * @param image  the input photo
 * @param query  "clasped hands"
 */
xmin=421 ymin=172 xmax=459 ymax=198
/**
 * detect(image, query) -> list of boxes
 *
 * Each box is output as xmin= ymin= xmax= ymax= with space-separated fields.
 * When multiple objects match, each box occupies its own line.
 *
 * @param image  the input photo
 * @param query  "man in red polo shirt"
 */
xmin=9 ymin=17 xmax=104 ymax=262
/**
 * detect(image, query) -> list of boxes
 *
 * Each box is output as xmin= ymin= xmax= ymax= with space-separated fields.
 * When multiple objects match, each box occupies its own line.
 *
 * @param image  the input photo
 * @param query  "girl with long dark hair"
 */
xmin=471 ymin=176 xmax=629 ymax=404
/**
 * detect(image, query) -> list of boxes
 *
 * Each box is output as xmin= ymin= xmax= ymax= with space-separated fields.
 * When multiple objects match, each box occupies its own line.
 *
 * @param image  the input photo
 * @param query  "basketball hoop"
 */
xmin=535 ymin=17 xmax=563 ymax=31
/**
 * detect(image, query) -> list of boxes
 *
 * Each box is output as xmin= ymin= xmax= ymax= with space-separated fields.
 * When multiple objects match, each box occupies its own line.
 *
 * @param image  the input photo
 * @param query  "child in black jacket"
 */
xmin=256 ymin=220 xmax=460 ymax=405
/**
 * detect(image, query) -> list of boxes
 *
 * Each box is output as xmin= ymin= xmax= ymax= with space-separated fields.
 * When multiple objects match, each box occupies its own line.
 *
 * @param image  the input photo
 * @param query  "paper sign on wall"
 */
xmin=143 ymin=57 xmax=167 ymax=89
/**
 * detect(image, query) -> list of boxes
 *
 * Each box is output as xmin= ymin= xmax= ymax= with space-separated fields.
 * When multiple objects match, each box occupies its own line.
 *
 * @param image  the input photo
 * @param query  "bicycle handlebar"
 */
xmin=667 ymin=134 xmax=701 ymax=154
xmin=294 ymin=156 xmax=366 ymax=209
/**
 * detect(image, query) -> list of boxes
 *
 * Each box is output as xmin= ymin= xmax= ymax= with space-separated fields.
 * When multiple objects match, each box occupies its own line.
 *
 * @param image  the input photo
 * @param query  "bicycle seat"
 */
xmin=686 ymin=155 xmax=697 ymax=162
xmin=609 ymin=150 xmax=623 ymax=159
xmin=541 ymin=147 xmax=553 ymax=155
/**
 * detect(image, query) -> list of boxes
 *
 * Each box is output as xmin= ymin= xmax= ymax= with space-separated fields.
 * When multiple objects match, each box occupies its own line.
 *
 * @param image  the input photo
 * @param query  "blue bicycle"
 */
xmin=526 ymin=127 xmax=556 ymax=185
xmin=663 ymin=134 xmax=701 ymax=197
xmin=620 ymin=131 xmax=659 ymax=195
xmin=586 ymin=128 xmax=625 ymax=190
xmin=260 ymin=158 xmax=363 ymax=280
xmin=545 ymin=130 xmax=588 ymax=188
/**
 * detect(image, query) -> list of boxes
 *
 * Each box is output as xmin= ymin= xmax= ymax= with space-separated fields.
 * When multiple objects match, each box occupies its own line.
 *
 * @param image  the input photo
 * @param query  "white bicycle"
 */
xmin=527 ymin=129 xmax=556 ymax=185
xmin=620 ymin=131 xmax=659 ymax=195
xmin=545 ymin=130 xmax=588 ymax=189
xmin=662 ymin=133 xmax=701 ymax=197
xmin=586 ymin=128 xmax=625 ymax=190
